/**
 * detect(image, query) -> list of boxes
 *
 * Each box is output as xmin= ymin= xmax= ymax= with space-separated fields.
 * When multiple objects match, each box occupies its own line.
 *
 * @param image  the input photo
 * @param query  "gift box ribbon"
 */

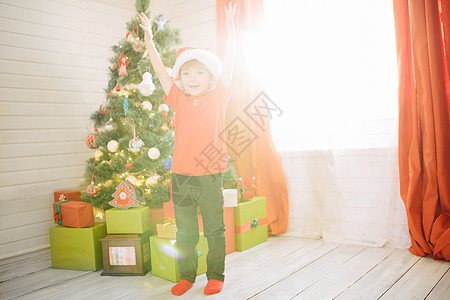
xmin=54 ymin=201 xmax=70 ymax=225
xmin=235 ymin=216 xmax=268 ymax=234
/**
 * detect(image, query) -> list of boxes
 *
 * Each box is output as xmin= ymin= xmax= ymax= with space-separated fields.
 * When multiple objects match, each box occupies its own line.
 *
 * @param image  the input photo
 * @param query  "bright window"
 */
xmin=259 ymin=0 xmax=399 ymax=151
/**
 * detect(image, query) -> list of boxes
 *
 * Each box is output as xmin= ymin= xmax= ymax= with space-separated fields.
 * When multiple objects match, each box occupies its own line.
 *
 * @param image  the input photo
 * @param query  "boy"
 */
xmin=139 ymin=2 xmax=236 ymax=296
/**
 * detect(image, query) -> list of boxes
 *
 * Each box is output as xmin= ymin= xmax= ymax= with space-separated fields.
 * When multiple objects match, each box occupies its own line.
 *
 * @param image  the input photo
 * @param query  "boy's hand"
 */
xmin=224 ymin=2 xmax=237 ymax=32
xmin=138 ymin=13 xmax=153 ymax=44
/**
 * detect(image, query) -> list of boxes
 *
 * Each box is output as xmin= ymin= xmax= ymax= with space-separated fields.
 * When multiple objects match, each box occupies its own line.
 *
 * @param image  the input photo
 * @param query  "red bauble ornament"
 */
xmin=125 ymin=162 xmax=132 ymax=170
xmin=88 ymin=181 xmax=100 ymax=196
xmin=85 ymin=129 xmax=99 ymax=149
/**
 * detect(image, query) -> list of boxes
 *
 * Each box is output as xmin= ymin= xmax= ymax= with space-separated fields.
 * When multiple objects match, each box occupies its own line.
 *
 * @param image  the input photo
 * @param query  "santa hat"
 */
xmin=172 ymin=47 xmax=222 ymax=90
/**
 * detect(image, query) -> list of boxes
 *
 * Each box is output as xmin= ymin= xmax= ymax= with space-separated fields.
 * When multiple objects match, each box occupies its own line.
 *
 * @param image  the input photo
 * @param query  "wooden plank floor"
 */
xmin=1 ymin=236 xmax=449 ymax=299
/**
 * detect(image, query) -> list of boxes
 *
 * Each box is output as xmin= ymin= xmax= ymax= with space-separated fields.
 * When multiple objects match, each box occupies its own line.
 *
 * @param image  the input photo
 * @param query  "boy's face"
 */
xmin=180 ymin=60 xmax=211 ymax=96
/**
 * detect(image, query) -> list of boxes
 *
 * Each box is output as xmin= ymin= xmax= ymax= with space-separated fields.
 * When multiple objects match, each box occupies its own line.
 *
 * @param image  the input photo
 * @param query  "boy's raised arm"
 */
xmin=139 ymin=13 xmax=173 ymax=95
xmin=220 ymin=2 xmax=237 ymax=88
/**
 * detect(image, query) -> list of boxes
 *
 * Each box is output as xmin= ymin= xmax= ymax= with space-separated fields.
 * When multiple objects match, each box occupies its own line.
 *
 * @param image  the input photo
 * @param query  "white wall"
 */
xmin=0 ymin=0 xmax=136 ymax=260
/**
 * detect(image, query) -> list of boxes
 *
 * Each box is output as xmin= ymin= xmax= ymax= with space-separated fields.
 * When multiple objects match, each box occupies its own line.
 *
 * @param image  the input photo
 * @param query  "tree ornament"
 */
xmin=163 ymin=156 xmax=172 ymax=170
xmin=112 ymin=63 xmax=118 ymax=70
xmin=125 ymin=161 xmax=132 ymax=170
xmin=128 ymin=124 xmax=144 ymax=153
xmin=146 ymin=175 xmax=159 ymax=186
xmin=156 ymin=14 xmax=167 ymax=32
xmin=85 ymin=129 xmax=99 ymax=149
xmin=123 ymin=95 xmax=129 ymax=116
xmin=118 ymin=54 xmax=129 ymax=76
xmin=148 ymin=147 xmax=160 ymax=160
xmin=133 ymin=41 xmax=141 ymax=51
xmin=158 ymin=103 xmax=169 ymax=116
xmin=125 ymin=175 xmax=138 ymax=185
xmin=99 ymin=99 xmax=112 ymax=114
xmin=142 ymin=101 xmax=152 ymax=111
xmin=109 ymin=181 xmax=139 ymax=209
xmin=87 ymin=172 xmax=99 ymax=196
xmin=94 ymin=149 xmax=103 ymax=159
xmin=104 ymin=117 xmax=117 ymax=131
xmin=107 ymin=140 xmax=119 ymax=152
xmin=138 ymin=72 xmax=156 ymax=96
xmin=112 ymin=84 xmax=123 ymax=96
xmin=88 ymin=183 xmax=100 ymax=196
xmin=128 ymin=138 xmax=144 ymax=153
xmin=126 ymin=32 xmax=134 ymax=42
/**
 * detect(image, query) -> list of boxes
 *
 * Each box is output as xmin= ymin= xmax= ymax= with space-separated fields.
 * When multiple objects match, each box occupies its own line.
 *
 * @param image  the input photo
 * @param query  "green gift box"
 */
xmin=105 ymin=206 xmax=150 ymax=234
xmin=150 ymin=233 xmax=208 ymax=282
xmin=234 ymin=196 xmax=268 ymax=251
xmin=49 ymin=222 xmax=106 ymax=271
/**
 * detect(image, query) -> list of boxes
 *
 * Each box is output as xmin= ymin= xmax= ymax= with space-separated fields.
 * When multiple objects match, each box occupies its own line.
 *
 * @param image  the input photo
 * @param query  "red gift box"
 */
xmin=54 ymin=190 xmax=81 ymax=203
xmin=53 ymin=201 xmax=95 ymax=228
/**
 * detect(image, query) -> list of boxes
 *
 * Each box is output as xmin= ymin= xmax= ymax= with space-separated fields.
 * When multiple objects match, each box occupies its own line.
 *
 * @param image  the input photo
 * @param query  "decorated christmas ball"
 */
xmin=145 ymin=175 xmax=158 ymax=186
xmin=85 ymin=130 xmax=98 ymax=149
xmin=158 ymin=103 xmax=169 ymax=113
xmin=87 ymin=182 xmax=100 ymax=196
xmin=142 ymin=101 xmax=152 ymax=111
xmin=104 ymin=117 xmax=117 ymax=131
xmin=148 ymin=147 xmax=160 ymax=160
xmin=107 ymin=140 xmax=119 ymax=152
xmin=128 ymin=138 xmax=144 ymax=153
xmin=125 ymin=162 xmax=132 ymax=170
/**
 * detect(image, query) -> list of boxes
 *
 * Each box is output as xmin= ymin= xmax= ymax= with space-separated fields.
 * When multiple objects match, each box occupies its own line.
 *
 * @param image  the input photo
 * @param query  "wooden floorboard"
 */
xmin=0 ymin=236 xmax=448 ymax=300
xmin=335 ymin=248 xmax=421 ymax=299
xmin=379 ymin=256 xmax=449 ymax=300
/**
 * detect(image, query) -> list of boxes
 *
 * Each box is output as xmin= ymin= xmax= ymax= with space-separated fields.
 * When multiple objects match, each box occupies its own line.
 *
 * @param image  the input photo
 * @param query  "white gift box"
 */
xmin=223 ymin=189 xmax=238 ymax=207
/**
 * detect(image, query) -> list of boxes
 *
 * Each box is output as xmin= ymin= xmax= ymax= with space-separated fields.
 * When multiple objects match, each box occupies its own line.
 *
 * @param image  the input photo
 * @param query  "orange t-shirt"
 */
xmin=163 ymin=81 xmax=231 ymax=176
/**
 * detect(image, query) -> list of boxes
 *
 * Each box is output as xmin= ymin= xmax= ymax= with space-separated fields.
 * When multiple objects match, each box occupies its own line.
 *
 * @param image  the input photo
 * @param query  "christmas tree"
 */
xmin=82 ymin=0 xmax=180 ymax=212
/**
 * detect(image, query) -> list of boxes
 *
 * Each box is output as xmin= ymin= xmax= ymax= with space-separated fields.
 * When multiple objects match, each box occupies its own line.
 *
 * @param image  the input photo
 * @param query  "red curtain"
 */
xmin=393 ymin=0 xmax=450 ymax=260
xmin=216 ymin=0 xmax=289 ymax=234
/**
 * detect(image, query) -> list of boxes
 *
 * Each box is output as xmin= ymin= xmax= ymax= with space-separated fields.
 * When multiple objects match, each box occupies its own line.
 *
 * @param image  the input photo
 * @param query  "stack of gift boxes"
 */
xmin=49 ymin=190 xmax=106 ymax=271
xmin=49 ymin=185 xmax=269 ymax=280
xmin=101 ymin=206 xmax=152 ymax=276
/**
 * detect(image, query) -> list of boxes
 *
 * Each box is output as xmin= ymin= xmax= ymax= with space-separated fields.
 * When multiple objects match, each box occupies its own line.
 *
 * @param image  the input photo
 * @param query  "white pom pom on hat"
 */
xmin=172 ymin=47 xmax=222 ymax=90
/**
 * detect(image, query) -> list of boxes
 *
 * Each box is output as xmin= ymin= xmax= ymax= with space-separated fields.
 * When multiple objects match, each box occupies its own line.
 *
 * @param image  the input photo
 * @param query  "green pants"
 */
xmin=171 ymin=173 xmax=226 ymax=283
